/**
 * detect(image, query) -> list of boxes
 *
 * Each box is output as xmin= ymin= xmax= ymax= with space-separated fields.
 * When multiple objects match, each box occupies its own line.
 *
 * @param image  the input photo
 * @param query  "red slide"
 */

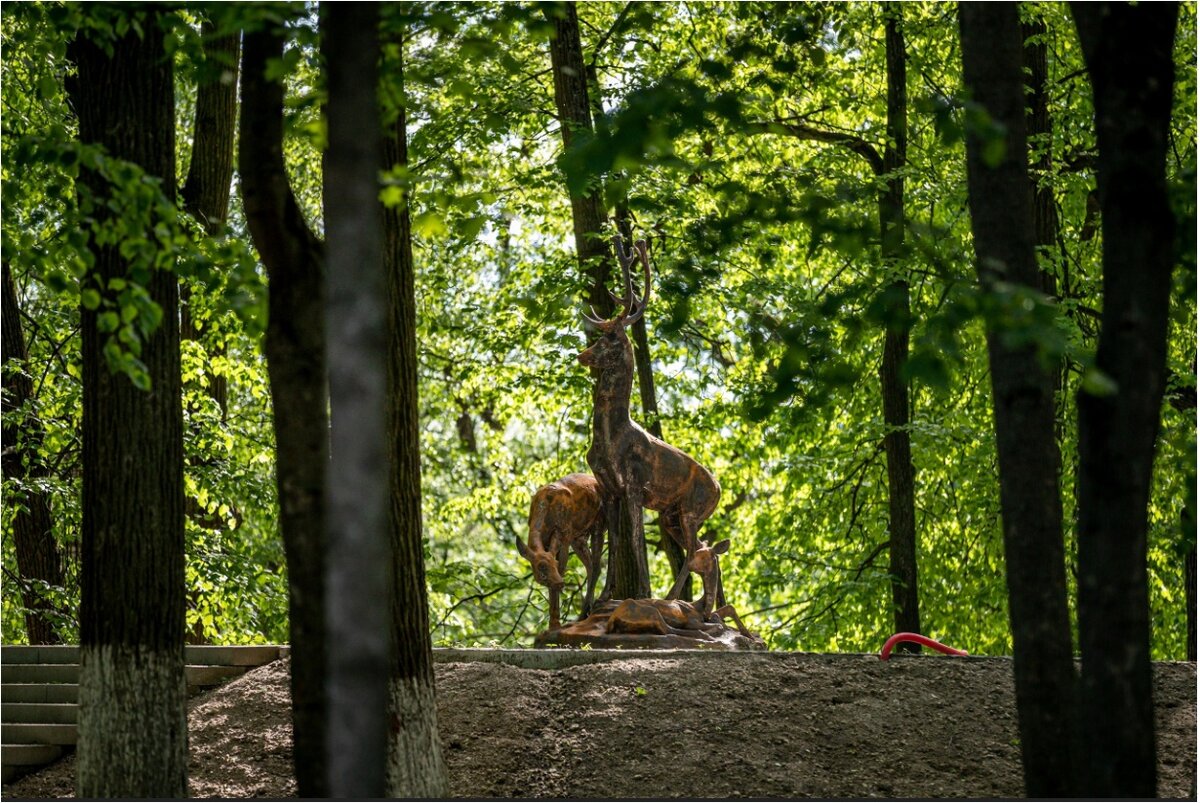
xmin=880 ymin=632 xmax=969 ymax=660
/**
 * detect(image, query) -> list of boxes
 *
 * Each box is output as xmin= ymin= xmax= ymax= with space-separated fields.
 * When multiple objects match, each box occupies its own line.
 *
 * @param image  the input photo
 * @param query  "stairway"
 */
xmin=1 ymin=644 xmax=283 ymax=784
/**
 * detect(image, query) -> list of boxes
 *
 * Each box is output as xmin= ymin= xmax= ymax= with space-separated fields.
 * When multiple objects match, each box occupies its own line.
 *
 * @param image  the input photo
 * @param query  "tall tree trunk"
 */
xmin=322 ymin=6 xmax=387 ymax=795
xmin=546 ymin=1 xmax=649 ymax=600
xmin=67 ymin=13 xmax=188 ymax=797
xmin=879 ymin=2 xmax=921 ymax=648
xmin=180 ymin=23 xmax=240 ymax=646
xmin=1070 ymin=3 xmax=1180 ymax=796
xmin=1021 ymin=15 xmax=1061 ymax=301
xmin=180 ymin=23 xmax=239 ymax=418
xmin=381 ymin=30 xmax=450 ymax=798
xmin=1022 ymin=13 xmax=1071 ymax=458
xmin=239 ymin=25 xmax=329 ymax=799
xmin=546 ymin=2 xmax=614 ymax=321
xmin=2 ymin=262 xmax=65 ymax=645
xmin=959 ymin=4 xmax=1077 ymax=796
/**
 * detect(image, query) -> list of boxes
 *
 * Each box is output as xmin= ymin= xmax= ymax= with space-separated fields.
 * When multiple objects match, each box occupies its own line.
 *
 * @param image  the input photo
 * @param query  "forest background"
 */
xmin=1 ymin=1 xmax=1196 ymax=662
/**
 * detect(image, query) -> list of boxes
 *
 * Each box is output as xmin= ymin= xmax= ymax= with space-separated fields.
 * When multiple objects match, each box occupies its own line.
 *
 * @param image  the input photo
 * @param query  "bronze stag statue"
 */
xmin=515 ymin=473 xmax=604 ymax=630
xmin=577 ymin=237 xmax=724 ymax=613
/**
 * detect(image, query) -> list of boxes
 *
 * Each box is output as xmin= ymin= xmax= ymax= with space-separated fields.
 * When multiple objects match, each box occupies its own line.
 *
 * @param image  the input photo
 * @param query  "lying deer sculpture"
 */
xmin=515 ymin=473 xmax=605 ymax=630
xmin=607 ymin=538 xmax=752 ymax=640
xmin=578 ymin=236 xmax=724 ymax=613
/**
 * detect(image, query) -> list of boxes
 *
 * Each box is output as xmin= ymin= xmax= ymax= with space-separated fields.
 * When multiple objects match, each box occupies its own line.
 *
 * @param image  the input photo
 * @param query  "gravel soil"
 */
xmin=4 ymin=653 xmax=1195 ymax=799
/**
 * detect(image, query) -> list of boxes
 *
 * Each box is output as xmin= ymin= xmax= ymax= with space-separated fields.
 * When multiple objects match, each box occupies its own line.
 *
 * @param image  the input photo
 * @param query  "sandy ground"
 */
xmin=4 ymin=652 xmax=1195 ymax=799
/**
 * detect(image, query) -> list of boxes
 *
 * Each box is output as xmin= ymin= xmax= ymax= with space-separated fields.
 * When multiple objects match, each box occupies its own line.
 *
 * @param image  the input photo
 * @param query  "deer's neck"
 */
xmin=591 ymin=374 xmax=634 ymax=442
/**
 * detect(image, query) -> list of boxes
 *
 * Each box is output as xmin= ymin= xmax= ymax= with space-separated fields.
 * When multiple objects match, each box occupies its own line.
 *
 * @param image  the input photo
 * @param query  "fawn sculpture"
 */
xmin=578 ymin=236 xmax=724 ymax=612
xmin=516 ymin=473 xmax=604 ymax=630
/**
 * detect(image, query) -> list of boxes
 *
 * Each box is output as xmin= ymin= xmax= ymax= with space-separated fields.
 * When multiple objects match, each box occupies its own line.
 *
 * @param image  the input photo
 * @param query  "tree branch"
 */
xmin=745 ymin=119 xmax=885 ymax=175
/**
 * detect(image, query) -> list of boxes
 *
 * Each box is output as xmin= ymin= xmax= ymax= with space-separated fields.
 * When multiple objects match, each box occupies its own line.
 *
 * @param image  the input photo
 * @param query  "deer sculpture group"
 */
xmin=516 ymin=235 xmax=753 ymax=645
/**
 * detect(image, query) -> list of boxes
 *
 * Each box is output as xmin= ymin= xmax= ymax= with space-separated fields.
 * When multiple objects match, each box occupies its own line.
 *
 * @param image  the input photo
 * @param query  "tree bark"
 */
xmin=1070 ymin=3 xmax=1180 ymax=796
xmin=381 ymin=32 xmax=450 ymax=798
xmin=2 ymin=262 xmax=65 ymax=645
xmin=180 ymin=23 xmax=239 ymax=417
xmin=322 ymin=5 xmax=388 ymax=796
xmin=547 ymin=1 xmax=649 ymax=599
xmin=879 ymin=3 xmax=921 ymax=649
xmin=239 ymin=24 xmax=329 ymax=800
xmin=959 ymin=3 xmax=1077 ymax=796
xmin=66 ymin=12 xmax=187 ymax=797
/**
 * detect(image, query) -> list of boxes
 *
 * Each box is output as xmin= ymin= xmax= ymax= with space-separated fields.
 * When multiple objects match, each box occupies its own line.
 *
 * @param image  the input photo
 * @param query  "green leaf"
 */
xmin=413 ymin=211 xmax=448 ymax=239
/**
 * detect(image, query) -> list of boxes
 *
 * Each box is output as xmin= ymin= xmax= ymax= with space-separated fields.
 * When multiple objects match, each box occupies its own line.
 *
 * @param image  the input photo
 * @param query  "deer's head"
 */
xmin=689 ymin=538 xmax=731 ymax=614
xmin=577 ymin=236 xmax=651 ymax=372
xmin=516 ymin=538 xmax=565 ymax=590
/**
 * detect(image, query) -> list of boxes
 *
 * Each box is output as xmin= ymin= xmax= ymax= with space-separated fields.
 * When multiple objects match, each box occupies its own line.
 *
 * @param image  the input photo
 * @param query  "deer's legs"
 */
xmin=572 ymin=538 xmax=598 ymax=619
xmin=548 ymin=542 xmax=568 ymax=630
xmin=712 ymin=604 xmax=753 ymax=639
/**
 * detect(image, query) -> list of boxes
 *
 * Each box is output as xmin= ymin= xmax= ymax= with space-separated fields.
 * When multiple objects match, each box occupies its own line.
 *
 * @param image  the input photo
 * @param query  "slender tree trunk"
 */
xmin=1070 ymin=3 xmax=1180 ymax=796
xmin=179 ymin=24 xmax=240 ymax=646
xmin=546 ymin=1 xmax=649 ymax=600
xmin=959 ymin=4 xmax=1077 ymax=796
xmin=2 ymin=262 xmax=65 ymax=645
xmin=381 ymin=31 xmax=450 ymax=798
xmin=546 ymin=2 xmax=613 ymax=320
xmin=180 ymin=23 xmax=239 ymax=418
xmin=744 ymin=6 xmax=921 ymax=636
xmin=1021 ymin=15 xmax=1061 ymax=302
xmin=322 ymin=6 xmax=388 ymax=795
xmin=1022 ymin=13 xmax=1072 ymax=461
xmin=67 ymin=13 xmax=187 ymax=797
xmin=879 ymin=3 xmax=921 ymax=648
xmin=239 ymin=25 xmax=329 ymax=799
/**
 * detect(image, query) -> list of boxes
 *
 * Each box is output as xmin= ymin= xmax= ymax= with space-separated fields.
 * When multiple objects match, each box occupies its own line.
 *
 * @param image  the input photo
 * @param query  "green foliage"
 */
xmin=2 ymin=2 xmax=1194 ymax=662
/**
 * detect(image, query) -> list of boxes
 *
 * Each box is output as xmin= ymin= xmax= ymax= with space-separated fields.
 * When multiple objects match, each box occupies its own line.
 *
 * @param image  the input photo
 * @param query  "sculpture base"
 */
xmin=535 ymin=598 xmax=765 ymax=651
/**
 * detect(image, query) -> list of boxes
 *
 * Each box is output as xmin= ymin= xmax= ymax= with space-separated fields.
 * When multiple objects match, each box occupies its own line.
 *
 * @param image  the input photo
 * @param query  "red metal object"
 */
xmin=880 ymin=632 xmax=969 ymax=660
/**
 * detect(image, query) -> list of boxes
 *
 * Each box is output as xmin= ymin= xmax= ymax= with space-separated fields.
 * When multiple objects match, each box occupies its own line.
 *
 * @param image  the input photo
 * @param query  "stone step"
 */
xmin=0 ymin=646 xmax=78 ymax=665
xmin=1 ymin=664 xmax=247 ymax=686
xmin=1 ymin=645 xmax=282 ymax=666
xmin=1 ymin=743 xmax=64 ymax=765
xmin=186 ymin=664 xmax=248 ymax=687
xmin=1 ymin=703 xmax=77 ymax=724
xmin=1 ymin=743 xmax=64 ymax=784
xmin=1 ymin=723 xmax=77 ymax=746
xmin=1 ymin=664 xmax=77 ymax=684
xmin=184 ymin=645 xmax=281 ymax=666
xmin=1 ymin=684 xmax=78 ymax=704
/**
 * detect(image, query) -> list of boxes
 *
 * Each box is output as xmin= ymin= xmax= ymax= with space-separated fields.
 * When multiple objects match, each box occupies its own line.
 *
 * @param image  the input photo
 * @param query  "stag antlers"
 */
xmin=582 ymin=236 xmax=651 ymax=332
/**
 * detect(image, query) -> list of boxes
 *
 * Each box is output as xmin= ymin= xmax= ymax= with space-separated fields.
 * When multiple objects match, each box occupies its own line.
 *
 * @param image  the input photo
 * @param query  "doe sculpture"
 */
xmin=515 ymin=473 xmax=605 ymax=630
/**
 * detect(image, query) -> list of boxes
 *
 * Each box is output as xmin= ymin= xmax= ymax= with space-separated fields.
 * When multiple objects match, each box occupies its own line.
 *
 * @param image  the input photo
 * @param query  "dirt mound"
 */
xmin=5 ymin=653 xmax=1195 ymax=799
